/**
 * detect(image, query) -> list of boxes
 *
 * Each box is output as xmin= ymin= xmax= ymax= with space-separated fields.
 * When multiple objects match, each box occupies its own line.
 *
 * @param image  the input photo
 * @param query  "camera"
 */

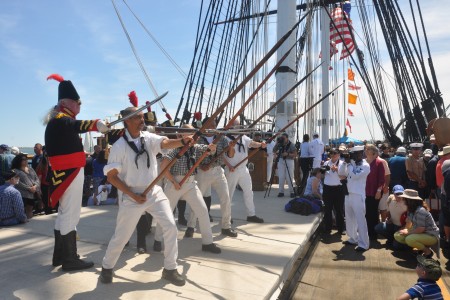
xmin=341 ymin=152 xmax=352 ymax=163
xmin=277 ymin=136 xmax=285 ymax=144
xmin=319 ymin=165 xmax=330 ymax=174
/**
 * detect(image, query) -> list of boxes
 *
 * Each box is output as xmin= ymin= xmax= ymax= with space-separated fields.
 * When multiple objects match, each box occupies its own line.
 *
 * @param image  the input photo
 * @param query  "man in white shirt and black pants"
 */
xmin=309 ymin=133 xmax=324 ymax=169
xmin=323 ymin=148 xmax=345 ymax=235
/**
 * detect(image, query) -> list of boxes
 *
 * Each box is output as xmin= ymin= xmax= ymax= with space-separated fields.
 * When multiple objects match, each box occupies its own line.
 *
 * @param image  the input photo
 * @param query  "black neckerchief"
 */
xmin=228 ymin=135 xmax=245 ymax=152
xmin=183 ymin=147 xmax=196 ymax=174
xmin=123 ymin=133 xmax=150 ymax=169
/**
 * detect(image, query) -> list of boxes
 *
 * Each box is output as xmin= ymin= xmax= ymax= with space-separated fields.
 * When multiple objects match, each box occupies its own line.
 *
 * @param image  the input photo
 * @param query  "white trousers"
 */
xmin=102 ymin=186 xmax=178 ymax=270
xmin=155 ymin=176 xmax=213 ymax=245
xmin=267 ymin=154 xmax=274 ymax=182
xmin=194 ymin=166 xmax=232 ymax=229
xmin=312 ymin=157 xmax=322 ymax=168
xmin=55 ymin=168 xmax=84 ymax=235
xmin=345 ymin=193 xmax=369 ymax=250
xmin=277 ymin=159 xmax=295 ymax=194
xmin=225 ymin=165 xmax=255 ymax=216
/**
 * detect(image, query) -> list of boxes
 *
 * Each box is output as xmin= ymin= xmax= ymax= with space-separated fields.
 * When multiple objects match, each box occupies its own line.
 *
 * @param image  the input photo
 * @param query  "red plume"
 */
xmin=193 ymin=112 xmax=202 ymax=121
xmin=47 ymin=74 xmax=64 ymax=82
xmin=128 ymin=91 xmax=138 ymax=107
xmin=145 ymin=101 xmax=151 ymax=112
xmin=165 ymin=113 xmax=172 ymax=120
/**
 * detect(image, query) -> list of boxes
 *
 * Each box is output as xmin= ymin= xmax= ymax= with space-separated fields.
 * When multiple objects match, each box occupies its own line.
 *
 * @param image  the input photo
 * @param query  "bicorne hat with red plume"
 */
xmin=47 ymin=74 xmax=80 ymax=102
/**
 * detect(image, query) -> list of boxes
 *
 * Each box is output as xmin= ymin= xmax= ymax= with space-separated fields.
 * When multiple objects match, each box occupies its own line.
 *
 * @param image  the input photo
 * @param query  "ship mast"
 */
xmin=275 ymin=0 xmax=297 ymax=141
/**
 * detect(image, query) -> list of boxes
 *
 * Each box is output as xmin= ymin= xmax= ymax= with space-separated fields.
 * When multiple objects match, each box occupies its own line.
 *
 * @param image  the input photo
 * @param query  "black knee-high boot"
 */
xmin=203 ymin=196 xmax=212 ymax=221
xmin=61 ymin=231 xmax=93 ymax=271
xmin=136 ymin=215 xmax=148 ymax=252
xmin=177 ymin=200 xmax=187 ymax=225
xmin=52 ymin=230 xmax=63 ymax=266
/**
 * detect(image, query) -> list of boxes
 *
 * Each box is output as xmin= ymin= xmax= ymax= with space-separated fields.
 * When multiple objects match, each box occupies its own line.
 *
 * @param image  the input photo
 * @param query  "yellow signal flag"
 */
xmin=348 ymin=68 xmax=355 ymax=81
xmin=348 ymin=93 xmax=358 ymax=105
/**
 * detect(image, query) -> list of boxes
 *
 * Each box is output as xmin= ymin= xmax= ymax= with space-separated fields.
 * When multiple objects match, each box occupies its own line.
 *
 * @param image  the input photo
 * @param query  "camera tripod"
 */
xmin=265 ymin=146 xmax=296 ymax=198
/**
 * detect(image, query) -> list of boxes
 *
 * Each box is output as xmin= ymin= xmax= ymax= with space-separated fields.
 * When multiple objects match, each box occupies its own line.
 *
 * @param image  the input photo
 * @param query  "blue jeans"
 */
xmin=374 ymin=222 xmax=400 ymax=243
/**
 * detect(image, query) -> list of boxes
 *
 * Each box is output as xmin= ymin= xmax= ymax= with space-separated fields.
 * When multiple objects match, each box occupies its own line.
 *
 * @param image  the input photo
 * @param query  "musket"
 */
xmin=108 ymin=91 xmax=168 ymax=127
xmin=142 ymin=12 xmax=308 ymax=196
xmin=204 ymin=62 xmax=323 ymax=168
xmin=176 ymin=15 xmax=311 ymax=187
xmin=232 ymin=83 xmax=344 ymax=170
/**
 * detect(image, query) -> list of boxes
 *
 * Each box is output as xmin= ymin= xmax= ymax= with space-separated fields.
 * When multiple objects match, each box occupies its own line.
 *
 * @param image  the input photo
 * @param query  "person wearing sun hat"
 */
xmin=44 ymin=74 xmax=110 ymax=272
xmin=394 ymin=189 xmax=439 ymax=258
xmin=397 ymin=255 xmax=443 ymax=300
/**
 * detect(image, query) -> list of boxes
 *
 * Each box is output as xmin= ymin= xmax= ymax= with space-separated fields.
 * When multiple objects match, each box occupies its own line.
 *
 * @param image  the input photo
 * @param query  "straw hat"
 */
xmin=399 ymin=189 xmax=423 ymax=201
xmin=438 ymin=145 xmax=450 ymax=156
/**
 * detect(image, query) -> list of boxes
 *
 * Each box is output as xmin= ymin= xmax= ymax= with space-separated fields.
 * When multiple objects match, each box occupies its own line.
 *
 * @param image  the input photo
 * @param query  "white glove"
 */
xmin=145 ymin=125 xmax=155 ymax=133
xmin=96 ymin=120 xmax=110 ymax=133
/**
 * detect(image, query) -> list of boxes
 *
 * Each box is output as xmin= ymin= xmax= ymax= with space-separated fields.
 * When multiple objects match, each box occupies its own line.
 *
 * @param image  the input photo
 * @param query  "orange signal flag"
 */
xmin=348 ymin=93 xmax=358 ymax=105
xmin=348 ymin=68 xmax=355 ymax=81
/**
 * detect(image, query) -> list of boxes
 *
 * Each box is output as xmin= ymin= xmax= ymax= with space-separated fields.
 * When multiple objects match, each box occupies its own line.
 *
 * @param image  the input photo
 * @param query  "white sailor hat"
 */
xmin=430 ymin=134 xmax=436 ymax=141
xmin=396 ymin=146 xmax=407 ymax=154
xmin=410 ymin=142 xmax=423 ymax=148
xmin=350 ymin=145 xmax=364 ymax=152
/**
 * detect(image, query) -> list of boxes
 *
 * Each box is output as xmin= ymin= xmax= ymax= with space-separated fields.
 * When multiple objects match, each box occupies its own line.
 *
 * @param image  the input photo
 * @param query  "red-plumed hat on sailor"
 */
xmin=47 ymin=74 xmax=80 ymax=102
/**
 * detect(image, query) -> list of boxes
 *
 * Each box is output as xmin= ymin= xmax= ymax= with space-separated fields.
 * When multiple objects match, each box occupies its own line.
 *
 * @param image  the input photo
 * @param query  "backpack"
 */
xmin=285 ymin=197 xmax=322 ymax=216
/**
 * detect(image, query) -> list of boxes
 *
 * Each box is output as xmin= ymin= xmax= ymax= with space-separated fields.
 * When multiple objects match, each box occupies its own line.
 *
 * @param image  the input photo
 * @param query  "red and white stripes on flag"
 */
xmin=348 ymin=82 xmax=361 ymax=90
xmin=330 ymin=7 xmax=355 ymax=60
xmin=346 ymin=118 xmax=352 ymax=133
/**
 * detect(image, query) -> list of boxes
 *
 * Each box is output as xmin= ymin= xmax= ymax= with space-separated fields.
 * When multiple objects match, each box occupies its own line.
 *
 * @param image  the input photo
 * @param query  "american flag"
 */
xmin=330 ymin=7 xmax=355 ymax=60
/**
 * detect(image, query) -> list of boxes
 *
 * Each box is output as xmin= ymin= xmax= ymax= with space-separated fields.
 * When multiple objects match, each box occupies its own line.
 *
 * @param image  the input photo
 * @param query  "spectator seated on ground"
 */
xmin=0 ymin=170 xmax=28 ymax=226
xmin=394 ymin=189 xmax=439 ymax=258
xmin=87 ymin=178 xmax=117 ymax=206
xmin=303 ymin=168 xmax=323 ymax=200
xmin=396 ymin=255 xmax=443 ymax=300
xmin=374 ymin=185 xmax=407 ymax=249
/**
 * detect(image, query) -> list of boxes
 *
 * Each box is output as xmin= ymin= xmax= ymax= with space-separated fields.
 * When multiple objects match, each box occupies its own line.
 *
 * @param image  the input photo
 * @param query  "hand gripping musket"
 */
xmin=176 ymin=18 xmax=311 ymax=187
xmin=141 ymin=13 xmax=308 ymax=196
xmin=203 ymin=62 xmax=323 ymax=168
xmin=108 ymin=91 xmax=168 ymax=127
xmin=232 ymin=82 xmax=344 ymax=170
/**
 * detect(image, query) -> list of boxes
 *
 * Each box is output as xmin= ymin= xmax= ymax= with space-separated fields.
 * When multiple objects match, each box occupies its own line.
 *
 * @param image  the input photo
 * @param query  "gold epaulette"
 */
xmin=55 ymin=112 xmax=69 ymax=119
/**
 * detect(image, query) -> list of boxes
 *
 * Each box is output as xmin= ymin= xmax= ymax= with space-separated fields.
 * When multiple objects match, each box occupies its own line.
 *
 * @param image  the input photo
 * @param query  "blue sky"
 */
xmin=0 ymin=1 xmax=448 ymax=148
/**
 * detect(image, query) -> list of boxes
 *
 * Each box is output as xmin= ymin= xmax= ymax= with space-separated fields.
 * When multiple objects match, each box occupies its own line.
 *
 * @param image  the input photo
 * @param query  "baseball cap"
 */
xmin=392 ymin=185 xmax=404 ymax=195
xmin=0 ymin=144 xmax=9 ymax=151
xmin=10 ymin=146 xmax=20 ymax=155
xmin=396 ymin=147 xmax=406 ymax=154
xmin=2 ymin=170 xmax=19 ymax=180
xmin=423 ymin=149 xmax=433 ymax=158
xmin=417 ymin=255 xmax=442 ymax=281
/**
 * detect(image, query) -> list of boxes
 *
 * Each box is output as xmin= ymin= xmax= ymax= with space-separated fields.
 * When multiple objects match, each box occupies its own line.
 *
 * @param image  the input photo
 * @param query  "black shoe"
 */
xmin=355 ymin=246 xmax=368 ymax=252
xmin=137 ymin=247 xmax=146 ymax=254
xmin=178 ymin=217 xmax=188 ymax=226
xmin=221 ymin=228 xmax=238 ymax=237
xmin=202 ymin=243 xmax=221 ymax=254
xmin=162 ymin=268 xmax=186 ymax=286
xmin=153 ymin=240 xmax=162 ymax=252
xmin=277 ymin=193 xmax=284 ymax=197
xmin=342 ymin=240 xmax=357 ymax=246
xmin=99 ymin=268 xmax=113 ymax=284
xmin=61 ymin=231 xmax=94 ymax=271
xmin=247 ymin=215 xmax=264 ymax=223
xmin=184 ymin=227 xmax=194 ymax=238
xmin=290 ymin=193 xmax=296 ymax=198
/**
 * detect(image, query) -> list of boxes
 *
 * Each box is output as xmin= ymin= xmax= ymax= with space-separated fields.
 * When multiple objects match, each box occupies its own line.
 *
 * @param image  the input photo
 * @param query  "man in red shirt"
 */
xmin=365 ymin=144 xmax=385 ymax=241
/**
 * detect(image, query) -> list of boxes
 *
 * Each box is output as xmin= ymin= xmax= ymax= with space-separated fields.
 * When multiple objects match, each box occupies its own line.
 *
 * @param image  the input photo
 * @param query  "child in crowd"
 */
xmin=396 ymin=255 xmax=443 ymax=300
